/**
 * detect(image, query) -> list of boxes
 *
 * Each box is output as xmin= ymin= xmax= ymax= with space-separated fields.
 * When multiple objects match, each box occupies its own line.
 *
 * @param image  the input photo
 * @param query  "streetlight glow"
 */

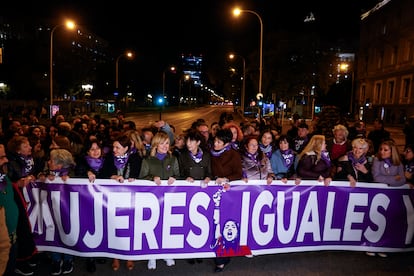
xmin=233 ymin=8 xmax=263 ymax=99
xmin=49 ymin=19 xmax=76 ymax=114
xmin=228 ymin=53 xmax=246 ymax=114
xmin=115 ymin=50 xmax=134 ymax=91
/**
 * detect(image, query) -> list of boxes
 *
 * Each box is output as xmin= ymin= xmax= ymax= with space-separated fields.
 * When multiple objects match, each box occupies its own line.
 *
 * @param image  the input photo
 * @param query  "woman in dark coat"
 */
xmin=6 ymin=136 xmax=38 ymax=275
xmin=101 ymin=134 xmax=143 ymax=271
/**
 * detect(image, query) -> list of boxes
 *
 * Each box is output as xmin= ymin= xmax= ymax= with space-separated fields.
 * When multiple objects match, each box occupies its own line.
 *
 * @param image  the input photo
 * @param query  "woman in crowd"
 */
xmin=102 ymin=134 xmax=143 ymax=271
xmin=179 ymin=129 xmax=212 ymax=186
xmin=402 ymin=144 xmax=414 ymax=188
xmin=210 ymin=128 xmax=243 ymax=272
xmin=296 ymin=134 xmax=332 ymax=186
xmin=326 ymin=124 xmax=352 ymax=177
xmin=334 ymin=138 xmax=373 ymax=187
xmin=178 ymin=129 xmax=211 ymax=264
xmin=222 ymin=122 xmax=243 ymax=150
xmin=270 ymin=135 xmax=297 ymax=182
xmin=371 ymin=139 xmax=406 ymax=187
xmin=38 ymin=148 xmax=77 ymax=275
xmin=367 ymin=139 xmax=405 ymax=258
xmin=6 ymin=136 xmax=38 ymax=276
xmin=240 ymin=135 xmax=275 ymax=184
xmin=139 ymin=131 xmax=178 ymax=270
xmin=258 ymin=128 xmax=276 ymax=160
xmin=74 ymin=138 xmax=110 ymax=272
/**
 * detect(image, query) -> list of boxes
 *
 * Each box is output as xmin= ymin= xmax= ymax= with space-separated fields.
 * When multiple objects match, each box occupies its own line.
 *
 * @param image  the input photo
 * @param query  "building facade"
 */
xmin=357 ymin=0 xmax=414 ymax=123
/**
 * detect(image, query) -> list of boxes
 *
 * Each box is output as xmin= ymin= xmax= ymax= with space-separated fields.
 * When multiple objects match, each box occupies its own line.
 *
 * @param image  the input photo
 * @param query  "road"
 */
xmin=124 ymin=105 xmax=237 ymax=135
xmin=124 ymin=106 xmax=406 ymax=152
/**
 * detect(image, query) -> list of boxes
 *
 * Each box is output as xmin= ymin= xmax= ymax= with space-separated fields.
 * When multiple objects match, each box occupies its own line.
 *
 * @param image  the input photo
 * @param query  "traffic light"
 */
xmin=156 ymin=96 xmax=164 ymax=106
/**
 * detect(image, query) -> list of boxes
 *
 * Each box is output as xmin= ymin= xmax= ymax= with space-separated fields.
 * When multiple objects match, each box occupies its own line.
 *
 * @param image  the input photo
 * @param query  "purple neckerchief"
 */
xmin=114 ymin=152 xmax=130 ymax=169
xmin=231 ymin=142 xmax=239 ymax=150
xmin=156 ymin=152 xmax=167 ymax=161
xmin=347 ymin=151 xmax=366 ymax=166
xmin=19 ymin=154 xmax=34 ymax=177
xmin=85 ymin=156 xmax=104 ymax=171
xmin=242 ymin=152 xmax=260 ymax=178
xmin=383 ymin=158 xmax=392 ymax=168
xmin=246 ymin=152 xmax=260 ymax=165
xmin=50 ymin=167 xmax=70 ymax=177
xmin=211 ymin=144 xmax=232 ymax=157
xmin=321 ymin=150 xmax=331 ymax=166
xmin=280 ymin=149 xmax=294 ymax=168
xmin=190 ymin=148 xmax=203 ymax=163
xmin=0 ymin=172 xmax=7 ymax=191
xmin=260 ymin=143 xmax=273 ymax=159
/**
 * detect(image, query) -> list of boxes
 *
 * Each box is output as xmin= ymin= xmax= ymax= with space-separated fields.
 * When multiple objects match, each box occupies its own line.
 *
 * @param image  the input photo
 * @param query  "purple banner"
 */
xmin=24 ymin=179 xmax=414 ymax=259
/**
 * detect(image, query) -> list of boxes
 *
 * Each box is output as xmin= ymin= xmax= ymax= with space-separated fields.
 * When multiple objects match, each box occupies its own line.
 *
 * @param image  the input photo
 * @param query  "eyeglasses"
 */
xmin=405 ymin=149 xmax=412 ymax=153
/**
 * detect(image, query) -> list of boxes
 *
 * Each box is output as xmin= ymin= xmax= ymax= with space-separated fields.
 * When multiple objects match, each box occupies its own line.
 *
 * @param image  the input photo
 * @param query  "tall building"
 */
xmin=357 ymin=0 xmax=414 ymax=123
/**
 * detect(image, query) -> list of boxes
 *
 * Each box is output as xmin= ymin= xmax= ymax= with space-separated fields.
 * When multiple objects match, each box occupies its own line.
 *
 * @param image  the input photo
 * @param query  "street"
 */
xmin=124 ymin=105 xmax=406 ymax=152
xmin=30 ymin=248 xmax=414 ymax=275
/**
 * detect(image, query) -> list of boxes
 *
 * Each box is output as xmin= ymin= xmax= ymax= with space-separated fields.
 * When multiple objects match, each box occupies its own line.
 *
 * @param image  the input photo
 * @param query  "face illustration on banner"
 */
xmin=223 ymin=220 xmax=238 ymax=243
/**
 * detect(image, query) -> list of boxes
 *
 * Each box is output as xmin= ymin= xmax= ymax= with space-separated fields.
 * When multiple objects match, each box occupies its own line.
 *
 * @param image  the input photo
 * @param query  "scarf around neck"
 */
xmin=260 ymin=144 xmax=273 ymax=159
xmin=85 ymin=156 xmax=104 ymax=172
xmin=19 ymin=154 xmax=34 ymax=177
xmin=347 ymin=151 xmax=366 ymax=166
xmin=383 ymin=158 xmax=392 ymax=169
xmin=321 ymin=150 xmax=331 ymax=166
xmin=0 ymin=172 xmax=7 ymax=191
xmin=114 ymin=151 xmax=130 ymax=169
xmin=211 ymin=144 xmax=232 ymax=157
xmin=280 ymin=149 xmax=294 ymax=168
xmin=190 ymin=148 xmax=203 ymax=163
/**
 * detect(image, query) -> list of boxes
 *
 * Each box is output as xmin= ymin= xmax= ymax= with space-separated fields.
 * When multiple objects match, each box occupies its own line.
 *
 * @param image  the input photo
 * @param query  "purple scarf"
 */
xmin=383 ymin=158 xmax=393 ymax=169
xmin=114 ymin=152 xmax=130 ymax=170
xmin=260 ymin=144 xmax=273 ymax=159
xmin=50 ymin=167 xmax=70 ymax=177
xmin=190 ymin=149 xmax=203 ymax=163
xmin=347 ymin=151 xmax=366 ymax=166
xmin=85 ymin=156 xmax=104 ymax=171
xmin=19 ymin=154 xmax=34 ymax=177
xmin=246 ymin=152 xmax=260 ymax=165
xmin=0 ymin=172 xmax=7 ymax=191
xmin=156 ymin=152 xmax=167 ymax=161
xmin=211 ymin=144 xmax=232 ymax=157
xmin=321 ymin=150 xmax=331 ymax=167
xmin=280 ymin=149 xmax=294 ymax=168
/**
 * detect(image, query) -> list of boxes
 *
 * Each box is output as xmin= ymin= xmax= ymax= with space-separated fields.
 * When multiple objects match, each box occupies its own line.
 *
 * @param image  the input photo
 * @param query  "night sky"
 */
xmin=2 ymin=0 xmax=381 ymax=91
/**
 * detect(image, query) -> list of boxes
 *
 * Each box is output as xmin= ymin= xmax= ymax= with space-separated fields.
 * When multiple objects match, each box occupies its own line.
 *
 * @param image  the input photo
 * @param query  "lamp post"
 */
xmin=162 ymin=66 xmax=176 ymax=99
xmin=229 ymin=54 xmax=246 ymax=114
xmin=115 ymin=51 xmax=133 ymax=110
xmin=49 ymin=20 xmax=75 ymax=114
xmin=339 ymin=62 xmax=354 ymax=115
xmin=115 ymin=51 xmax=133 ymax=92
xmin=233 ymin=8 xmax=263 ymax=99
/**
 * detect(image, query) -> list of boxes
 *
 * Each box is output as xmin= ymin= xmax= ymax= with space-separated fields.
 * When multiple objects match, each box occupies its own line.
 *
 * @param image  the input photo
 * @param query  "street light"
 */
xmin=233 ymin=8 xmax=263 ymax=99
xmin=49 ymin=20 xmax=75 ymax=113
xmin=115 ymin=51 xmax=133 ymax=110
xmin=339 ymin=62 xmax=354 ymax=115
xmin=159 ymin=66 xmax=176 ymax=120
xmin=115 ymin=51 xmax=134 ymax=92
xmin=229 ymin=53 xmax=246 ymax=114
xmin=162 ymin=66 xmax=176 ymax=99
xmin=179 ymin=75 xmax=190 ymax=108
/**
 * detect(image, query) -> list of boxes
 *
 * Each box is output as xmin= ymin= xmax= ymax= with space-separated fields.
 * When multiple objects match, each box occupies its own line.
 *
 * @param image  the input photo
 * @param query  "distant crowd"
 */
xmin=0 ymin=108 xmax=413 ymax=275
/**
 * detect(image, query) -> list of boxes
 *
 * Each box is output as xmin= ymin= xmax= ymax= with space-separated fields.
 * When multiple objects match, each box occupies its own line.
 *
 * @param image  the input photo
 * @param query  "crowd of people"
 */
xmin=0 ymin=109 xmax=413 ymax=275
